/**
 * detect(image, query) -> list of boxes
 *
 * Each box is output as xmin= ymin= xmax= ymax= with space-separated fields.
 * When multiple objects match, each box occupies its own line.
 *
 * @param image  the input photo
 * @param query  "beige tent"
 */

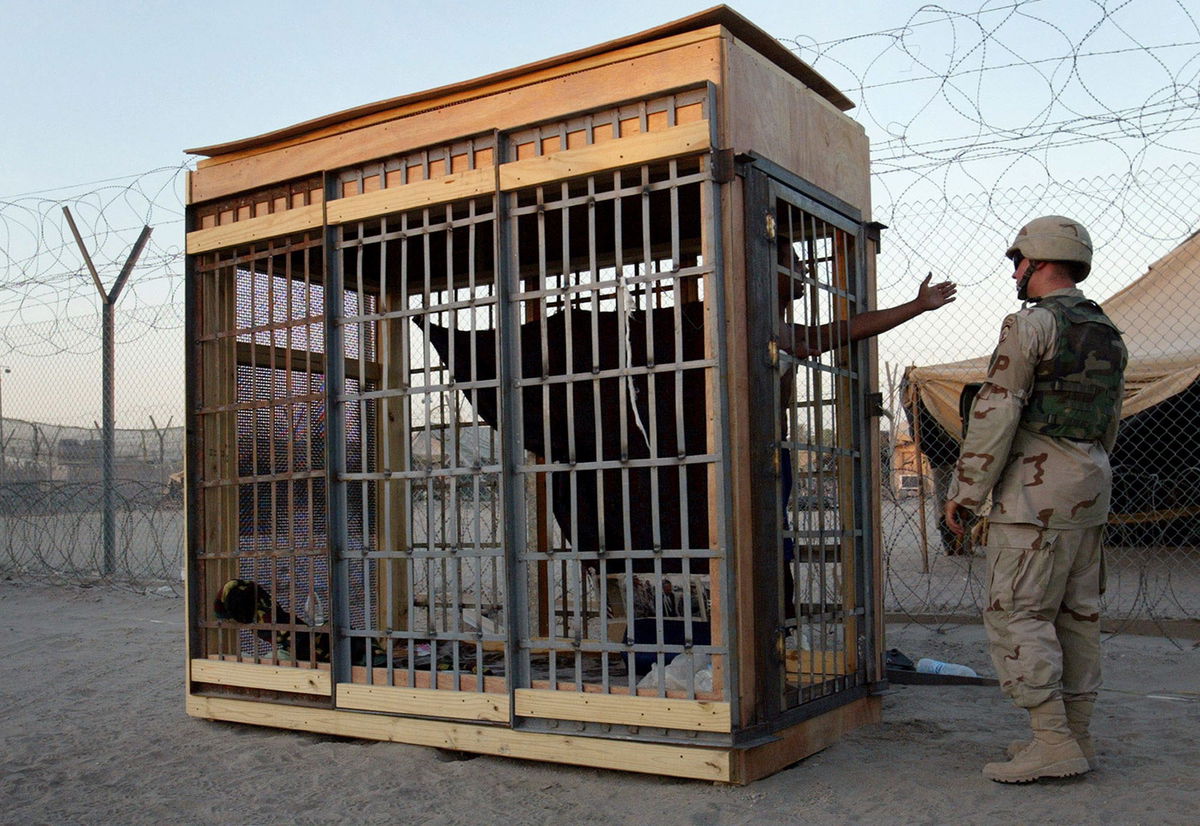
xmin=905 ymin=228 xmax=1200 ymax=442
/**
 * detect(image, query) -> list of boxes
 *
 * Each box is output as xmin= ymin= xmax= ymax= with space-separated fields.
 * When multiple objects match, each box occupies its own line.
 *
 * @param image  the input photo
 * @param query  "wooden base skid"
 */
xmin=185 ymin=693 xmax=879 ymax=784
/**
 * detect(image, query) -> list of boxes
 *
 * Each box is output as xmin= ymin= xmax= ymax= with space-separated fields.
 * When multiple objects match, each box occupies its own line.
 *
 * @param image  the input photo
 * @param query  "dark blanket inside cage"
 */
xmin=422 ymin=301 xmax=713 ymax=571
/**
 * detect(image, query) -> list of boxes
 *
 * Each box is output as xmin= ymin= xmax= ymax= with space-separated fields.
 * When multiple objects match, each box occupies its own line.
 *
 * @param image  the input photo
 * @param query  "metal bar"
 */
xmin=496 ymin=131 xmax=528 ymax=714
xmin=744 ymin=168 xmax=781 ymax=717
xmin=184 ymin=223 xmax=203 ymax=666
xmin=107 ymin=224 xmax=153 ymax=304
xmin=702 ymin=83 xmax=736 ymax=712
xmin=61 ymin=207 xmax=106 ymax=298
xmin=324 ymin=173 xmax=352 ymax=688
xmin=737 ymin=153 xmax=863 ymax=225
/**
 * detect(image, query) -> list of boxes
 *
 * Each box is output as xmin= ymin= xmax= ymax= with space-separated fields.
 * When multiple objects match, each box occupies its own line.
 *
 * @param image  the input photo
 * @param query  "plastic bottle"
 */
xmin=916 ymin=657 xmax=979 ymax=678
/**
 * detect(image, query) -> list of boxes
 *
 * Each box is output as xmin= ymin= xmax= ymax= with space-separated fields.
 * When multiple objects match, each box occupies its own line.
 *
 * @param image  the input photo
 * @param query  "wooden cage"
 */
xmin=184 ymin=5 xmax=885 ymax=783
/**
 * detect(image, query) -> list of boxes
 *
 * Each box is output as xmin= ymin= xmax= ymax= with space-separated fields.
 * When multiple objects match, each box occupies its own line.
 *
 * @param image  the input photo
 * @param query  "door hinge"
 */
xmin=865 ymin=391 xmax=885 ymax=417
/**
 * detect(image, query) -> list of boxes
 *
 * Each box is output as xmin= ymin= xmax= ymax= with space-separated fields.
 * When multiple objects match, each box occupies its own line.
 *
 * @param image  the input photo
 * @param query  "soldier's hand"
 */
xmin=944 ymin=500 xmax=967 ymax=537
xmin=916 ymin=273 xmax=957 ymax=311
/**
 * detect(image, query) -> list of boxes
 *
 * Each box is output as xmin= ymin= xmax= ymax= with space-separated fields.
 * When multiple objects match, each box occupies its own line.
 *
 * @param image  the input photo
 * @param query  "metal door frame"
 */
xmin=742 ymin=155 xmax=878 ymax=727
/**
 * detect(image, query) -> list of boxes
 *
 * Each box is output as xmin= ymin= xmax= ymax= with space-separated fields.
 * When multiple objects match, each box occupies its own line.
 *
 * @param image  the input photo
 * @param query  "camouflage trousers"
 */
xmin=982 ymin=522 xmax=1104 ymax=708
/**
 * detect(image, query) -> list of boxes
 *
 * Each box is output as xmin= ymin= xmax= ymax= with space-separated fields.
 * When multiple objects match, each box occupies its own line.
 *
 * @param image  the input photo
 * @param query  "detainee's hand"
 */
xmin=944 ymin=499 xmax=967 ymax=537
xmin=916 ymin=273 xmax=957 ymax=311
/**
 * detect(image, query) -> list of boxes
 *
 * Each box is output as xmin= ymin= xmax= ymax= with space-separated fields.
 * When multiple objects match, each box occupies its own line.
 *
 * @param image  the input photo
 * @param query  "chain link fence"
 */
xmin=0 ymin=316 xmax=185 ymax=591
xmin=875 ymin=164 xmax=1200 ymax=630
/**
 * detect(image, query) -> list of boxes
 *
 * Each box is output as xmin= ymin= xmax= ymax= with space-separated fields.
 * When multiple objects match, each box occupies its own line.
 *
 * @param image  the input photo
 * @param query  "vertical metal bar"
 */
xmin=100 ymin=300 xmax=117 ymax=577
xmin=324 ymin=174 xmax=352 ymax=687
xmin=496 ymin=131 xmax=529 ymax=708
xmin=852 ymin=224 xmax=876 ymax=683
xmin=746 ymin=170 xmax=782 ymax=718
xmin=184 ymin=227 xmax=202 ymax=666
xmin=400 ymin=212 xmax=417 ymax=689
xmin=444 ymin=201 xmax=462 ymax=689
xmin=379 ymin=217 xmax=394 ymax=683
xmin=693 ymin=86 xmax=734 ymax=713
xmin=355 ymin=231 xmax=373 ymax=680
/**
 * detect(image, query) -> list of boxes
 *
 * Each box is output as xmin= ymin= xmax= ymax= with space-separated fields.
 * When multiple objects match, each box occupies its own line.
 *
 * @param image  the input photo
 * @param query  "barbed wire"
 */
xmin=0 ymin=162 xmax=188 ymax=347
xmin=785 ymin=0 xmax=1200 ymax=235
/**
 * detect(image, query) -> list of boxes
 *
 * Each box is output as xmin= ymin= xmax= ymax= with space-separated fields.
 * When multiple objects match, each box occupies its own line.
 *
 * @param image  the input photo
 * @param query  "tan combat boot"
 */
xmin=1006 ymin=698 xmax=1096 ymax=769
xmin=984 ymin=698 xmax=1091 ymax=783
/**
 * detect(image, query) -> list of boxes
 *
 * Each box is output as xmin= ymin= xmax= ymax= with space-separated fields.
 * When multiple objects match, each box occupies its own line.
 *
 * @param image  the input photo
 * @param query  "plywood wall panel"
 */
xmin=724 ymin=37 xmax=870 ymax=215
xmin=190 ymin=37 xmax=723 ymax=204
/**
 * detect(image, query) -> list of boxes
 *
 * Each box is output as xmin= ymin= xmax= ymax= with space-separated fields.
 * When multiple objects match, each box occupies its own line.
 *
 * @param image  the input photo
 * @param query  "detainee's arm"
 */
xmin=944 ymin=312 xmax=1044 ymax=535
xmin=784 ymin=274 xmax=955 ymax=358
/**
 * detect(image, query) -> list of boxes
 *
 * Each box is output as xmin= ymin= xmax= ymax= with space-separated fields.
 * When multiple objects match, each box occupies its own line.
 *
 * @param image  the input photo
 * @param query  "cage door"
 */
xmin=746 ymin=166 xmax=875 ymax=719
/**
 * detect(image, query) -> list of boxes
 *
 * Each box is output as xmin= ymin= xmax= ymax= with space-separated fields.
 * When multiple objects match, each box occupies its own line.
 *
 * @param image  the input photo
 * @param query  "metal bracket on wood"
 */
xmin=865 ymin=391 xmax=885 ymax=418
xmin=866 ymin=221 xmax=887 ymax=251
xmin=710 ymin=148 xmax=736 ymax=183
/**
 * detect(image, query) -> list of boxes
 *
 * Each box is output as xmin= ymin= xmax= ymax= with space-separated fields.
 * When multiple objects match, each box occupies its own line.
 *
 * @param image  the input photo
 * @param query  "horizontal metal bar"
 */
xmin=505 ymin=170 xmax=710 ymax=215
xmin=513 ymin=267 xmax=714 ymax=301
xmin=518 ymin=453 xmax=719 ymax=474
xmin=194 ymin=315 xmax=326 ymax=344
xmin=340 ymin=466 xmax=501 ymax=482
xmin=199 ymin=469 xmax=326 ymax=488
xmin=509 ymin=359 xmax=716 ymax=387
xmin=196 ymin=393 xmax=325 ymax=416
xmin=519 ymin=548 xmax=723 ymax=561
xmin=353 ymin=547 xmax=506 ymax=559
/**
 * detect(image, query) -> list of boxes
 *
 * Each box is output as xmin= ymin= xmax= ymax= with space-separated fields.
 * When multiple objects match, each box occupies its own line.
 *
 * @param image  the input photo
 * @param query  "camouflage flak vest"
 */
xmin=1022 ymin=294 xmax=1127 ymax=442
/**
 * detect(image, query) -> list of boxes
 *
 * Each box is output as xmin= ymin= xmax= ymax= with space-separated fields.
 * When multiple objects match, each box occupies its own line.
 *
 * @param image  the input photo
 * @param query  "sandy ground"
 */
xmin=1 ymin=579 xmax=1197 ymax=826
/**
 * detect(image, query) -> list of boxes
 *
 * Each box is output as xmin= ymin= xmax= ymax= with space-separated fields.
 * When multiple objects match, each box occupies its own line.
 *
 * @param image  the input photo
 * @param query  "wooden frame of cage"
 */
xmin=184 ymin=6 xmax=884 ymax=784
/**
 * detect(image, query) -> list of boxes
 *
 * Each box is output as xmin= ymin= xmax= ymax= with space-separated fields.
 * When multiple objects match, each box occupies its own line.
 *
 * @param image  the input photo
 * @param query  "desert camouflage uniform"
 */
xmin=947 ymin=287 xmax=1125 ymax=708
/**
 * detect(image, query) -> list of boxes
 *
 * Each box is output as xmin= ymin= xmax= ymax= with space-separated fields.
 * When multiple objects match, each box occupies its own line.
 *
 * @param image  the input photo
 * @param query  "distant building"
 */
xmin=890 ymin=432 xmax=932 ymax=497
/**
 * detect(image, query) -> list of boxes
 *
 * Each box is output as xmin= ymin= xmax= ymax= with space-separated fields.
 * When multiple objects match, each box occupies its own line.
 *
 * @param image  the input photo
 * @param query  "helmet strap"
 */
xmin=1016 ymin=259 xmax=1037 ymax=302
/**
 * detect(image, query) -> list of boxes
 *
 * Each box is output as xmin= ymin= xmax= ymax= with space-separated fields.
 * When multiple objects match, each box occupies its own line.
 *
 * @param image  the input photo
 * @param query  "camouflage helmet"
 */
xmin=1006 ymin=215 xmax=1093 ymax=279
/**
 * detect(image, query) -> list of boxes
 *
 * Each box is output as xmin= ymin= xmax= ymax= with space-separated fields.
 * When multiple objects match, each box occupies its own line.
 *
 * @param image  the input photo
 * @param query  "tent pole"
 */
xmin=907 ymin=377 xmax=930 ymax=574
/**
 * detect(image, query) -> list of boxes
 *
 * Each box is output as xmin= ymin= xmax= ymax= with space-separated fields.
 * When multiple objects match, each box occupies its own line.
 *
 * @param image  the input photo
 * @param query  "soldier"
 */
xmin=944 ymin=216 xmax=1127 ymax=783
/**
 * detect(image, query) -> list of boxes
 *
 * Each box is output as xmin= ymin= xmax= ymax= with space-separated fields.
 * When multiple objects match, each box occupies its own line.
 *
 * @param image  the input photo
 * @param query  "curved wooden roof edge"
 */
xmin=186 ymin=5 xmax=853 ymax=158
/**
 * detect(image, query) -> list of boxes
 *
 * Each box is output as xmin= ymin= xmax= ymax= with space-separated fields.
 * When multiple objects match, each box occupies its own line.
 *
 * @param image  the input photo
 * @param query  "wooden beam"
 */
xmin=514 ymin=689 xmax=731 ymax=732
xmin=723 ymin=36 xmax=870 ymax=214
xmin=337 ymin=683 xmax=509 ymax=722
xmin=785 ymin=649 xmax=848 ymax=676
xmin=186 ymin=203 xmax=324 ymax=254
xmin=498 ymin=120 xmax=711 ymax=190
xmin=187 ymin=694 xmax=733 ymax=782
xmin=188 ymin=39 xmax=723 ymax=203
xmin=236 ymin=340 xmax=382 ymax=384
xmin=326 ymin=167 xmax=494 ymax=225
xmin=190 ymin=658 xmax=332 ymax=696
xmin=190 ymin=27 xmax=721 ymax=167
xmin=731 ymin=695 xmax=881 ymax=784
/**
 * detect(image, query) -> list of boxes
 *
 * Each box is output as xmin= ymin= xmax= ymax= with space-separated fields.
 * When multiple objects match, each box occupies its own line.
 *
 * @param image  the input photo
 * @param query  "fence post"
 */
xmin=63 ymin=207 xmax=152 ymax=578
